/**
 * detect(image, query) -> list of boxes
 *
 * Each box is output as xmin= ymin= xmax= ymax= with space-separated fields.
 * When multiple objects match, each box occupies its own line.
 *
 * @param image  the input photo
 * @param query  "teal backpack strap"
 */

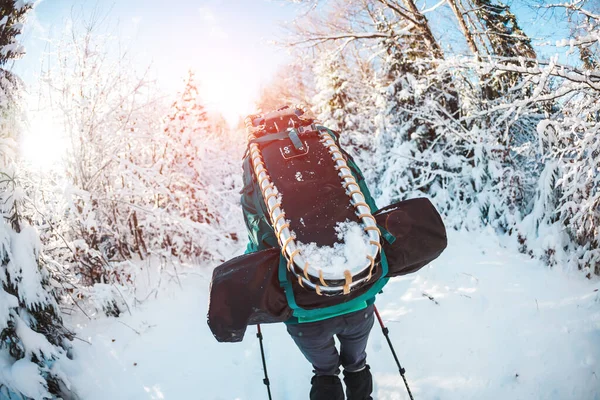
xmin=241 ymin=153 xmax=278 ymax=253
xmin=279 ymin=250 xmax=390 ymax=323
xmin=378 ymin=224 xmax=396 ymax=244
xmin=278 ymin=254 xmax=300 ymax=311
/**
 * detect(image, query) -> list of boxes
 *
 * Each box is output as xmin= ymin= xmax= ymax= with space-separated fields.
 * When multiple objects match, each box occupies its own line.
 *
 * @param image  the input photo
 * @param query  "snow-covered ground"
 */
xmin=59 ymin=229 xmax=600 ymax=400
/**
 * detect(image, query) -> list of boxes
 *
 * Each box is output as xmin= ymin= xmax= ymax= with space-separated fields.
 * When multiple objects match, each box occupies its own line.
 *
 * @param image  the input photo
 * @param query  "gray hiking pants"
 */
xmin=286 ymin=304 xmax=375 ymax=376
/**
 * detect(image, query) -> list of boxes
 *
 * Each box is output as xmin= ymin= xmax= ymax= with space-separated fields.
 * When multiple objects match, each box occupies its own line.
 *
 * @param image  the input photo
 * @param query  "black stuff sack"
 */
xmin=374 ymin=197 xmax=447 ymax=277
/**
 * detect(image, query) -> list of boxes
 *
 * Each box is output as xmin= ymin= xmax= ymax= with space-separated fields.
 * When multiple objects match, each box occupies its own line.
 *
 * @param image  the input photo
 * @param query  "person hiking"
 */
xmin=207 ymin=104 xmax=446 ymax=400
xmin=240 ymin=106 xmax=379 ymax=400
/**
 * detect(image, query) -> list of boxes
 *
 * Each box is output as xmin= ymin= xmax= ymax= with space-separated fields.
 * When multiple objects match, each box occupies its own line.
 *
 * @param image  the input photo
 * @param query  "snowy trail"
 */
xmin=61 ymin=230 xmax=600 ymax=400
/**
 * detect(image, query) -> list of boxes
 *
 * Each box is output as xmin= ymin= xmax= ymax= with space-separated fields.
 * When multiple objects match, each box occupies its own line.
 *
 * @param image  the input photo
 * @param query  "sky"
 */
xmin=13 ymin=0 xmax=303 ymax=124
xmin=12 ymin=0 xmax=580 ymax=128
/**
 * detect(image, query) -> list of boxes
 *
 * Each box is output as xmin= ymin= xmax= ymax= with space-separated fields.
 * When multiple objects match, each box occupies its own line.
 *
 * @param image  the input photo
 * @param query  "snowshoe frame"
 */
xmin=244 ymin=106 xmax=381 ymax=295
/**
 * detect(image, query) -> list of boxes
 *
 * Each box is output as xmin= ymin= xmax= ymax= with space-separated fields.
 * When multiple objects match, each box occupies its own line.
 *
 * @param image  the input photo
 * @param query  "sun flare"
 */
xmin=21 ymin=109 xmax=68 ymax=170
xmin=199 ymin=74 xmax=257 ymax=125
xmin=162 ymin=51 xmax=264 ymax=127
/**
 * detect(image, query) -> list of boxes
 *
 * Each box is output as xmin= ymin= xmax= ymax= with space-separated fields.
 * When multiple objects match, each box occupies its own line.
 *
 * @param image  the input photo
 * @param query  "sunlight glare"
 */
xmin=21 ymin=109 xmax=68 ymax=170
xmin=164 ymin=51 xmax=263 ymax=127
xmin=201 ymin=76 xmax=256 ymax=126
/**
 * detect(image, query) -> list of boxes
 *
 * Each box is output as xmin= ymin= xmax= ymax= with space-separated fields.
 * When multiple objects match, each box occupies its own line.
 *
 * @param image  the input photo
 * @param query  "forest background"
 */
xmin=0 ymin=0 xmax=599 ymax=398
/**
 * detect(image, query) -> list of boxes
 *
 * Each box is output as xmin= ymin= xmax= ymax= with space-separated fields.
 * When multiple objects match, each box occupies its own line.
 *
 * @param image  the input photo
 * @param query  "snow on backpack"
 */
xmin=207 ymin=106 xmax=448 ymax=342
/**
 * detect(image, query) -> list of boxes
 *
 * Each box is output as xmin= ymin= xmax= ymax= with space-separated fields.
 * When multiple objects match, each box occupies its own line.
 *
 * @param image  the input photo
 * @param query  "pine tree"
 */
xmin=312 ymin=53 xmax=378 ymax=184
xmin=256 ymin=62 xmax=314 ymax=113
xmin=464 ymin=0 xmax=536 ymax=99
xmin=160 ymin=70 xmax=211 ymax=224
xmin=0 ymin=0 xmax=32 ymax=66
xmin=313 ymin=55 xmax=353 ymax=131
xmin=0 ymin=162 xmax=74 ymax=399
xmin=156 ymin=70 xmax=239 ymax=260
xmin=471 ymin=0 xmax=536 ymax=60
xmin=0 ymin=5 xmax=74 ymax=396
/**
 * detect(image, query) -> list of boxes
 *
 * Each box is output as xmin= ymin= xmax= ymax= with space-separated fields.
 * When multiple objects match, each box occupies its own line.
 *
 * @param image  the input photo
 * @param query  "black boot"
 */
xmin=343 ymin=365 xmax=373 ymax=400
xmin=310 ymin=375 xmax=344 ymax=400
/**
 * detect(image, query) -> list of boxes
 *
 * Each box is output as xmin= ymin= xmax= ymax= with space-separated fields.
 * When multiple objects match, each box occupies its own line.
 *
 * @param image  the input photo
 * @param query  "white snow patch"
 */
xmin=295 ymin=171 xmax=303 ymax=182
xmin=15 ymin=316 xmax=62 ymax=360
xmin=55 ymin=230 xmax=600 ymax=400
xmin=0 ymin=288 xmax=18 ymax=331
xmin=0 ymin=356 xmax=50 ymax=400
xmin=5 ymin=224 xmax=50 ymax=307
xmin=296 ymin=221 xmax=371 ymax=277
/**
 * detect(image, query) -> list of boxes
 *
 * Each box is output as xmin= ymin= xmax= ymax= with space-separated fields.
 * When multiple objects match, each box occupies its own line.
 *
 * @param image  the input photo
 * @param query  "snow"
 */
xmin=54 ymin=229 xmax=600 ymax=399
xmin=3 ymin=2 xmax=599 ymax=396
xmin=0 ymin=356 xmax=51 ymax=400
xmin=5 ymin=224 xmax=50 ymax=308
xmin=295 ymin=221 xmax=372 ymax=278
xmin=15 ymin=316 xmax=61 ymax=360
xmin=0 ymin=289 xmax=18 ymax=331
xmin=1 ymin=43 xmax=23 ymax=55
xmin=14 ymin=1 xmax=31 ymax=11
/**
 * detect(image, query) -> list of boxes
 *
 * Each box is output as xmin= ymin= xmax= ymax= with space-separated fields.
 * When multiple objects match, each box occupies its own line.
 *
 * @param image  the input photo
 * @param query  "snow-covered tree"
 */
xmin=283 ymin=0 xmax=600 ymax=275
xmin=153 ymin=70 xmax=241 ymax=260
xmin=255 ymin=61 xmax=315 ymax=113
xmin=0 ymin=6 xmax=74 ymax=396
xmin=29 ymin=18 xmax=165 ymax=316
xmin=446 ymin=0 xmax=537 ymax=99
xmin=0 ymin=0 xmax=32 ymax=66
xmin=312 ymin=52 xmax=379 ymax=187
xmin=30 ymin=17 xmax=244 ymax=316
xmin=532 ymin=18 xmax=600 ymax=274
xmin=557 ymin=0 xmax=600 ymax=71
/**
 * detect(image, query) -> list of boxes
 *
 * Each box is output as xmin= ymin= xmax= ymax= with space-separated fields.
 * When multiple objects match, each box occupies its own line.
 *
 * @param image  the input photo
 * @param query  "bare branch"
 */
xmin=543 ymin=2 xmax=600 ymax=20
xmin=491 ymin=57 xmax=600 ymax=90
xmin=288 ymin=31 xmax=398 ymax=46
xmin=377 ymin=0 xmax=420 ymax=26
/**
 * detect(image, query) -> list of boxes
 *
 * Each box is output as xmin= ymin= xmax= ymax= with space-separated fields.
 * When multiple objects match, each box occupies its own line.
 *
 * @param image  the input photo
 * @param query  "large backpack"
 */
xmin=242 ymin=106 xmax=385 ymax=294
xmin=207 ymin=106 xmax=447 ymax=342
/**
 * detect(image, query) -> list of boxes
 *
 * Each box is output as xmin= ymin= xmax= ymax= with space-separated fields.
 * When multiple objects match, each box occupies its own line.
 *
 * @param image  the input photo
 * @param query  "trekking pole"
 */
xmin=373 ymin=305 xmax=415 ymax=400
xmin=256 ymin=324 xmax=273 ymax=400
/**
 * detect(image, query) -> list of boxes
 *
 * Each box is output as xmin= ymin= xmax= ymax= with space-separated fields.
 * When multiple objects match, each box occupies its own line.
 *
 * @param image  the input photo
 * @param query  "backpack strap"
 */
xmin=249 ymin=131 xmax=291 ymax=145
xmin=248 ymin=124 xmax=320 ymax=146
